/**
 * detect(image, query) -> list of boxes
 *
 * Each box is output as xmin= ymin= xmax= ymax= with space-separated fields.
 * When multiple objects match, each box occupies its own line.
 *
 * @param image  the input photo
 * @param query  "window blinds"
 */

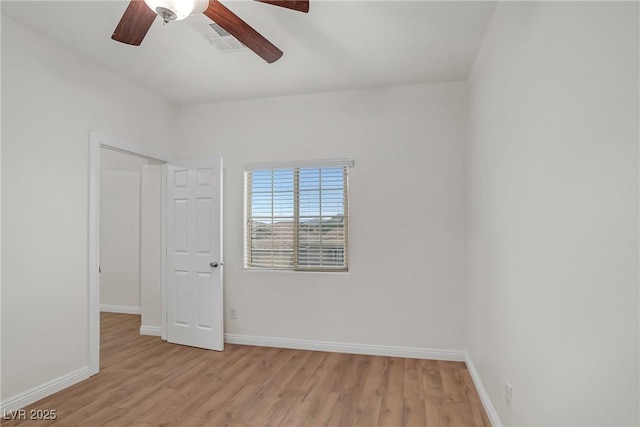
xmin=244 ymin=162 xmax=351 ymax=272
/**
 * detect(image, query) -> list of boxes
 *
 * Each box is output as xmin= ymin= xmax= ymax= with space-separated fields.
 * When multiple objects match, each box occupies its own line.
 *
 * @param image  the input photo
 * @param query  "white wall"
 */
xmin=140 ymin=164 xmax=162 ymax=329
xmin=1 ymin=15 xmax=175 ymax=400
xmin=467 ymin=2 xmax=639 ymax=426
xmin=100 ymin=150 xmax=142 ymax=311
xmin=177 ymin=82 xmax=468 ymax=350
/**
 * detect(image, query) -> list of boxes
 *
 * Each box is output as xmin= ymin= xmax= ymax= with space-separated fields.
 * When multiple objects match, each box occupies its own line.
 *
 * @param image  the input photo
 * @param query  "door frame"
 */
xmin=88 ymin=131 xmax=171 ymax=375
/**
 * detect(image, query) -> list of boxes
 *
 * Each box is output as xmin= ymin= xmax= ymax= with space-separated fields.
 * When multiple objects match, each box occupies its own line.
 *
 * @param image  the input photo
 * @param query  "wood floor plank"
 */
xmin=177 ymin=416 xmax=208 ymax=427
xmin=329 ymin=353 xmax=357 ymax=393
xmin=339 ymin=355 xmax=372 ymax=396
xmin=439 ymin=361 xmax=468 ymax=403
xmin=404 ymin=358 xmax=425 ymax=399
xmin=325 ymin=392 xmax=359 ymax=427
xmin=299 ymin=351 xmax=342 ymax=401
xmin=280 ymin=350 xmax=326 ymax=391
xmin=245 ymin=347 xmax=290 ymax=386
xmin=255 ymin=389 xmax=305 ymax=427
xmin=403 ymin=397 xmax=428 ymax=427
xmin=384 ymin=357 xmax=406 ymax=396
xmin=421 ymin=359 xmax=447 ymax=399
xmin=191 ymin=379 xmax=247 ymax=420
xmin=204 ymin=383 xmax=260 ymax=426
xmin=425 ymin=397 xmax=452 ymax=427
xmin=1 ymin=313 xmax=489 ymax=427
xmin=305 ymin=391 xmax=341 ymax=427
xmin=447 ymin=401 xmax=478 ymax=427
xmin=363 ymin=356 xmax=388 ymax=397
xmin=276 ymin=394 xmax=320 ymax=427
xmin=258 ymin=350 xmax=312 ymax=397
xmin=204 ymin=345 xmax=255 ymax=381
xmin=351 ymin=393 xmax=383 ymax=427
xmin=214 ymin=346 xmax=270 ymax=385
xmin=377 ymin=394 xmax=404 ymax=427
xmin=121 ymin=387 xmax=177 ymax=424
xmin=231 ymin=386 xmax=278 ymax=426
xmin=136 ymin=376 xmax=216 ymax=425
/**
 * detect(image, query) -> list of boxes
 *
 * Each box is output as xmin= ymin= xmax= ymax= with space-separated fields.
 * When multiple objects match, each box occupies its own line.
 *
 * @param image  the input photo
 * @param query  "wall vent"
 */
xmin=191 ymin=17 xmax=248 ymax=53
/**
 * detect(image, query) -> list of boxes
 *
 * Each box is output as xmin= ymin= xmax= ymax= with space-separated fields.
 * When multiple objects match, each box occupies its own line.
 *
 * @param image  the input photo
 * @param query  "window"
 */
xmin=244 ymin=159 xmax=353 ymax=272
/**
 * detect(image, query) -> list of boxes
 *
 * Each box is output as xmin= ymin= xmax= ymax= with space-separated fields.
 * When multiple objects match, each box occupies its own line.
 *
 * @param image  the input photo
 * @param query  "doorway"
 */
xmin=88 ymin=132 xmax=225 ymax=376
xmin=99 ymin=148 xmax=164 ymax=335
xmin=88 ymin=132 xmax=169 ymax=375
xmin=100 ymin=149 xmax=144 ymax=316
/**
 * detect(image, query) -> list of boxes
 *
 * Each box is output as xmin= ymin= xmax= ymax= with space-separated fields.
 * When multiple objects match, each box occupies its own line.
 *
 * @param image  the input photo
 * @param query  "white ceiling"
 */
xmin=2 ymin=0 xmax=496 ymax=105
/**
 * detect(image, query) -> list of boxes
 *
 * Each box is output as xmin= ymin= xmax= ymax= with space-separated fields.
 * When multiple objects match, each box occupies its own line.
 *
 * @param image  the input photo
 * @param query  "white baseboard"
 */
xmin=224 ymin=333 xmax=465 ymax=361
xmin=140 ymin=325 xmax=162 ymax=336
xmin=0 ymin=367 xmax=90 ymax=413
xmin=100 ymin=304 xmax=141 ymax=315
xmin=464 ymin=352 xmax=502 ymax=427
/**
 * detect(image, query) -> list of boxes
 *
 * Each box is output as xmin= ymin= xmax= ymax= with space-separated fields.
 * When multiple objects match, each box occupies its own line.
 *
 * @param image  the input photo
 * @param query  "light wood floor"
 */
xmin=3 ymin=313 xmax=490 ymax=426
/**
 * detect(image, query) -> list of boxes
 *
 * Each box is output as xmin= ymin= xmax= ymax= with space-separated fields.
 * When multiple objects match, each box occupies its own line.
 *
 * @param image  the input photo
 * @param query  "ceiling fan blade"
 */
xmin=204 ymin=0 xmax=283 ymax=63
xmin=255 ymin=0 xmax=309 ymax=13
xmin=112 ymin=0 xmax=157 ymax=46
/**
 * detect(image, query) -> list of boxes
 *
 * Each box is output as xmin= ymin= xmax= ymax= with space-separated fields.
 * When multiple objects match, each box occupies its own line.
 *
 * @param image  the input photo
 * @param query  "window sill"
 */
xmin=243 ymin=268 xmax=349 ymax=275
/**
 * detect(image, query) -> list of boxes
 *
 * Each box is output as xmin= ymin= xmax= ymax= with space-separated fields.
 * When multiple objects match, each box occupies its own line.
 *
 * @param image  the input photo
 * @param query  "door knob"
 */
xmin=210 ymin=261 xmax=223 ymax=268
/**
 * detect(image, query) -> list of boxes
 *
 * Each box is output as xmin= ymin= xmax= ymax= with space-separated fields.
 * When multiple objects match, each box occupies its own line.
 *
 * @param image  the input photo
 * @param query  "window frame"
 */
xmin=243 ymin=159 xmax=353 ymax=273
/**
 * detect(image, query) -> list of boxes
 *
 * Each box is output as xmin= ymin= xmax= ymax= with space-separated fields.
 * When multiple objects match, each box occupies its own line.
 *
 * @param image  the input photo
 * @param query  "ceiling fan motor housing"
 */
xmin=144 ymin=0 xmax=208 ymax=21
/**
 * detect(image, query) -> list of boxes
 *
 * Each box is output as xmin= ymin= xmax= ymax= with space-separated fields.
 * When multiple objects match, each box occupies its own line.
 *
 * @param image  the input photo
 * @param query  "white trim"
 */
xmin=161 ymin=164 xmax=168 ymax=341
xmin=0 ymin=367 xmax=89 ymax=413
xmin=88 ymin=131 xmax=170 ymax=377
xmin=224 ymin=334 xmax=465 ymax=361
xmin=465 ymin=352 xmax=502 ymax=427
xmin=244 ymin=158 xmax=355 ymax=171
xmin=100 ymin=304 xmax=141 ymax=315
xmin=219 ymin=158 xmax=225 ymax=349
xmin=88 ymin=136 xmax=101 ymax=376
xmin=140 ymin=325 xmax=163 ymax=336
xmin=89 ymin=131 xmax=172 ymax=164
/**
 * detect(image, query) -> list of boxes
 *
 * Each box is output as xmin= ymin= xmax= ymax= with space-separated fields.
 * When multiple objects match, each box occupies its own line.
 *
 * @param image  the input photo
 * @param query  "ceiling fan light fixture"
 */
xmin=144 ymin=0 xmax=208 ymax=21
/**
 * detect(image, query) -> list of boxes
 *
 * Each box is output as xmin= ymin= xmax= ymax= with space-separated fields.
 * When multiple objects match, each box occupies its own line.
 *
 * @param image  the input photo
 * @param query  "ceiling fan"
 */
xmin=112 ymin=0 xmax=309 ymax=63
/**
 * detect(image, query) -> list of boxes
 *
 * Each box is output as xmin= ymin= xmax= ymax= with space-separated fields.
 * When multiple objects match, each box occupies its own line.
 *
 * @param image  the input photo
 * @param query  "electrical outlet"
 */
xmin=230 ymin=307 xmax=238 ymax=320
xmin=505 ymin=381 xmax=512 ymax=409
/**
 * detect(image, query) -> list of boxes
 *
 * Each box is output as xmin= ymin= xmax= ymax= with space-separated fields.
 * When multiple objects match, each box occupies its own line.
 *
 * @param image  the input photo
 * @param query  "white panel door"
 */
xmin=167 ymin=159 xmax=223 ymax=350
